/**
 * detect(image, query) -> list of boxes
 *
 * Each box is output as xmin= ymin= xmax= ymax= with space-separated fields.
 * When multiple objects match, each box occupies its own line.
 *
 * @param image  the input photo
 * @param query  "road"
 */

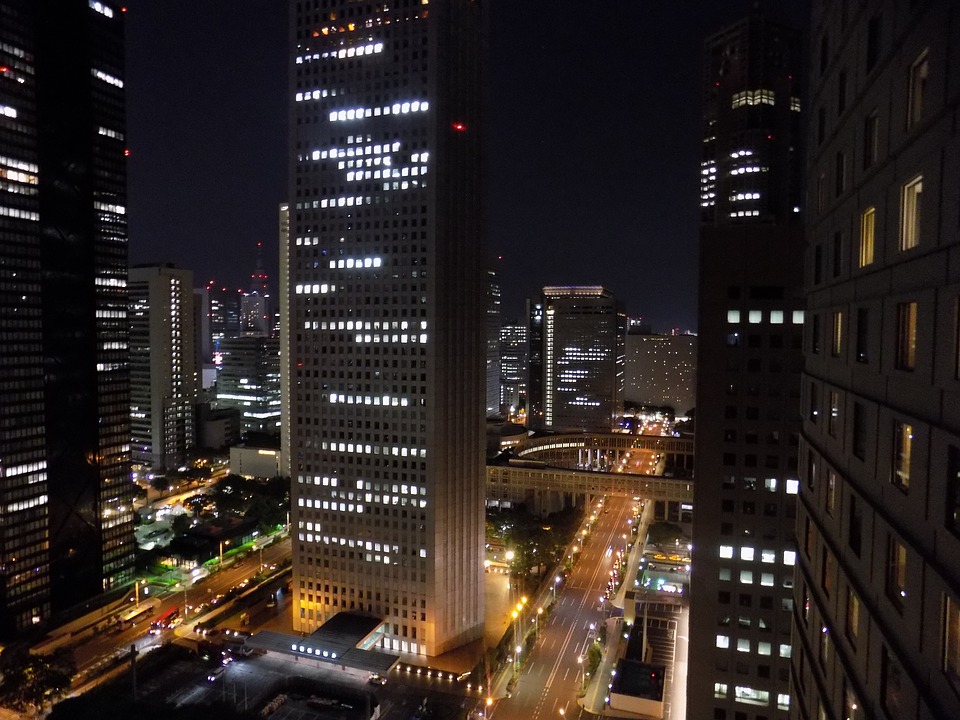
xmin=71 ymin=536 xmax=292 ymax=674
xmin=492 ymin=495 xmax=638 ymax=720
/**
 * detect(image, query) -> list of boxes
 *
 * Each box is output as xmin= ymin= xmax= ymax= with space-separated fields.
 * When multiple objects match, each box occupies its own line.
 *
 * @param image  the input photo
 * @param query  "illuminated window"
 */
xmin=907 ymin=50 xmax=929 ymax=128
xmin=832 ymin=311 xmax=843 ymax=356
xmin=845 ymin=683 xmax=863 ymax=720
xmin=896 ymin=301 xmax=917 ymax=370
xmin=881 ymin=645 xmax=907 ymax=716
xmin=858 ymin=207 xmax=875 ymax=267
xmin=892 ymin=420 xmax=913 ymax=491
xmin=828 ymin=391 xmax=840 ymax=437
xmin=717 ymin=634 xmax=730 ymax=649
xmin=846 ymin=588 xmax=860 ymax=646
xmin=714 ymin=683 xmax=728 ymax=699
xmin=900 ymin=176 xmax=923 ymax=250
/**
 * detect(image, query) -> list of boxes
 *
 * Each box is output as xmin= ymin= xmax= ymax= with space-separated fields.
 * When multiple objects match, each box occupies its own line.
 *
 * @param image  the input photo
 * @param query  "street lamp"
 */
xmin=219 ymin=539 xmax=230 ymax=567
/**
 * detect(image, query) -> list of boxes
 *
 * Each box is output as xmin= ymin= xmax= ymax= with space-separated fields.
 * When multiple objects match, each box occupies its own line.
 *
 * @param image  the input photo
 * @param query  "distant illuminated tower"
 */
xmin=241 ymin=242 xmax=271 ymax=337
xmin=541 ymin=286 xmax=624 ymax=433
xmin=128 ymin=265 xmax=198 ymax=472
xmin=287 ymin=1 xmax=485 ymax=656
xmin=499 ymin=321 xmax=528 ymax=417
xmin=486 ymin=269 xmax=502 ymax=415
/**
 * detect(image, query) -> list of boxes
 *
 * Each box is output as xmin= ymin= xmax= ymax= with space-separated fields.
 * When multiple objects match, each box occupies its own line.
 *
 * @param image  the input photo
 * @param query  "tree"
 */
xmin=0 ymin=648 xmax=75 ymax=715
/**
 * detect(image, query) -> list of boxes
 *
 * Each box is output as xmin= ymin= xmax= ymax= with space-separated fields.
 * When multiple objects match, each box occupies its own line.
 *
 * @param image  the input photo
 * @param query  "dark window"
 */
xmin=818 ymin=107 xmax=826 ymax=145
xmin=814 ymin=244 xmax=823 ymax=284
xmin=809 ymin=382 xmax=820 ymax=423
xmin=863 ymin=110 xmax=879 ymax=169
xmin=811 ymin=314 xmax=821 ymax=354
xmin=866 ymin=14 xmax=882 ymax=70
xmin=948 ymin=446 xmax=960 ymax=536
xmin=835 ymin=150 xmax=846 ymax=195
xmin=848 ymin=495 xmax=862 ymax=557
xmin=838 ymin=69 xmax=848 ymax=114
xmin=856 ymin=308 xmax=869 ymax=363
xmin=886 ymin=535 xmax=907 ymax=612
xmin=852 ymin=402 xmax=867 ymax=459
xmin=820 ymin=34 xmax=830 ymax=76
xmin=881 ymin=646 xmax=907 ymax=716
xmin=833 ymin=231 xmax=843 ymax=277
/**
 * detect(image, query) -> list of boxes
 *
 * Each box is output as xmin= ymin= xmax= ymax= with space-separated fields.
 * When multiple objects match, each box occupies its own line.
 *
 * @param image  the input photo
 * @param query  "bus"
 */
xmin=149 ymin=606 xmax=179 ymax=635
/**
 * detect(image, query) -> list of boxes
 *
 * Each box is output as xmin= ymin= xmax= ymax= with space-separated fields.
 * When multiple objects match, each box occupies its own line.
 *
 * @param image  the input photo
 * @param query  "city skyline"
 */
xmin=122 ymin=0 xmax=809 ymax=332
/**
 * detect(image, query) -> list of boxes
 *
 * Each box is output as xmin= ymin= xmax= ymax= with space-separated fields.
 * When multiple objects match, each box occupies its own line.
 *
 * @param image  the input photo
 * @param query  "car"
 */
xmin=207 ymin=666 xmax=225 ymax=682
xmin=368 ymin=673 xmax=387 ymax=686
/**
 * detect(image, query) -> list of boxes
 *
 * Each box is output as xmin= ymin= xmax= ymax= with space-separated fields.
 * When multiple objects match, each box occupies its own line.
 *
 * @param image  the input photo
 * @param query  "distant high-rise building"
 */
xmin=526 ymin=299 xmax=545 ymax=429
xmin=205 ymin=281 xmax=243 ymax=364
xmin=486 ymin=269 xmax=501 ymax=416
xmin=793 ymin=3 xmax=960 ymax=719
xmin=129 ymin=265 xmax=198 ymax=472
xmin=690 ymin=10 xmax=804 ymax=720
xmin=540 ymin=286 xmax=624 ymax=433
xmin=287 ymin=0 xmax=485 ymax=657
xmin=0 ymin=0 xmax=135 ymax=633
xmin=216 ymin=336 xmax=281 ymax=435
xmin=241 ymin=241 xmax=271 ymax=337
xmin=278 ymin=203 xmax=291 ymax=480
xmin=624 ymin=333 xmax=697 ymax=415
xmin=499 ymin=322 xmax=528 ymax=416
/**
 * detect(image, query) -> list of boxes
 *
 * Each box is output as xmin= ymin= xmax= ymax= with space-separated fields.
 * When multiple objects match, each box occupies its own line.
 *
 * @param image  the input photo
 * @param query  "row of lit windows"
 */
xmin=713 ymin=683 xmax=790 ymax=710
xmin=727 ymin=310 xmax=805 ymax=325
xmin=295 ymin=42 xmax=384 ymax=64
xmin=328 ymin=100 xmax=429 ymax=122
xmin=719 ymin=546 xmax=797 ymax=565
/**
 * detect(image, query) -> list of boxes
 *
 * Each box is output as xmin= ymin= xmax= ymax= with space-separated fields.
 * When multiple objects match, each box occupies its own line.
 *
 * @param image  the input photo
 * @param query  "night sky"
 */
xmin=124 ymin=1 xmax=809 ymax=332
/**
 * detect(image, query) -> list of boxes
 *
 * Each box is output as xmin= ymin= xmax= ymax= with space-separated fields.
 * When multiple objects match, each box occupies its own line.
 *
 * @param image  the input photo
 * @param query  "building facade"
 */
xmin=0 ymin=0 xmax=135 ymax=633
xmin=129 ymin=265 xmax=198 ymax=472
xmin=216 ymin=336 xmax=281 ymax=435
xmin=793 ymin=2 xmax=960 ymax=719
xmin=499 ymin=321 xmax=527 ymax=417
xmin=287 ymin=1 xmax=485 ymax=656
xmin=486 ymin=268 xmax=501 ymax=416
xmin=540 ymin=286 xmax=624 ymax=433
xmin=624 ymin=333 xmax=698 ymax=415
xmin=690 ymin=11 xmax=805 ymax=720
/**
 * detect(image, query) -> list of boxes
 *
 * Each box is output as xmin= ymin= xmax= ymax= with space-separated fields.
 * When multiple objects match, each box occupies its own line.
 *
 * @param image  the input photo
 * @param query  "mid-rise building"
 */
xmin=0 ymin=0 xmax=136 ymax=633
xmin=286 ymin=1 xmax=486 ymax=656
xmin=690 ymin=11 xmax=805 ymax=720
xmin=793 ymin=2 xmax=960 ymax=719
xmin=499 ymin=321 xmax=528 ymax=417
xmin=526 ymin=299 xmax=545 ymax=429
xmin=624 ymin=332 xmax=698 ymax=415
xmin=216 ymin=336 xmax=281 ymax=435
xmin=540 ymin=286 xmax=624 ymax=433
xmin=129 ymin=265 xmax=198 ymax=472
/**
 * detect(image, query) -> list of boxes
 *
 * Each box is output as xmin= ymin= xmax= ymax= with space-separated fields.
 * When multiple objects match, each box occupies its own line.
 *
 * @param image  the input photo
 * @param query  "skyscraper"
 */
xmin=690 ymin=11 xmax=804 ymax=720
xmin=129 ymin=265 xmax=198 ymax=472
xmin=0 ymin=0 xmax=135 ymax=633
xmin=540 ymin=286 xmax=624 ymax=433
xmin=794 ymin=2 xmax=960 ymax=719
xmin=287 ymin=1 xmax=485 ymax=656
xmin=499 ymin=321 xmax=528 ymax=417
xmin=486 ymin=269 xmax=501 ymax=416
xmin=216 ymin=336 xmax=281 ymax=435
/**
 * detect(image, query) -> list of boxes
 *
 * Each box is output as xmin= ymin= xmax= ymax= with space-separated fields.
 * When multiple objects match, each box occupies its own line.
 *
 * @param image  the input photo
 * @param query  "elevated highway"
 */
xmin=485 ymin=432 xmax=694 ymax=516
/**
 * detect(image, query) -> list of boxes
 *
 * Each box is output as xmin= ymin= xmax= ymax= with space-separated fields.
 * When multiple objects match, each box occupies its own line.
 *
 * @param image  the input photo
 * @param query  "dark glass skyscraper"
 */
xmin=287 ymin=1 xmax=485 ymax=657
xmin=0 ymin=0 xmax=135 ymax=634
xmin=691 ymin=10 xmax=805 ymax=720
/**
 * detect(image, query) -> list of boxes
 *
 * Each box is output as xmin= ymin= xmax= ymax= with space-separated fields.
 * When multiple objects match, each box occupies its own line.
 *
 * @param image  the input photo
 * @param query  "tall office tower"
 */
xmin=205 ymin=280 xmax=243 ymax=366
xmin=216 ymin=336 xmax=281 ymax=435
xmin=499 ymin=322 xmax=528 ymax=417
xmin=241 ymin=242 xmax=271 ymax=337
xmin=690 ymin=11 xmax=805 ymax=720
xmin=279 ymin=203 xmax=292 ymax=479
xmin=794 ymin=3 xmax=960 ymax=719
xmin=526 ymin=299 xmax=545 ymax=429
xmin=700 ymin=13 xmax=803 ymax=225
xmin=129 ymin=265 xmax=198 ymax=472
xmin=624 ymin=332 xmax=698 ymax=416
xmin=540 ymin=286 xmax=624 ymax=433
xmin=287 ymin=1 xmax=485 ymax=657
xmin=0 ymin=0 xmax=135 ymax=631
xmin=486 ymin=269 xmax=501 ymax=416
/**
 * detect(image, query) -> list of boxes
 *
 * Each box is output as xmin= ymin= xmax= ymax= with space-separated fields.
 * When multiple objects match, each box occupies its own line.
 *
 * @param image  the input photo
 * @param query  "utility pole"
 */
xmin=129 ymin=644 xmax=139 ymax=700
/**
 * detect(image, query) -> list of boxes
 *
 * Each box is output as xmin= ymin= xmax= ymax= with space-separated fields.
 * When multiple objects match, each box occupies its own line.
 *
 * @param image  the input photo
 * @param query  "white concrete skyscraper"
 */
xmin=286 ymin=1 xmax=485 ymax=657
